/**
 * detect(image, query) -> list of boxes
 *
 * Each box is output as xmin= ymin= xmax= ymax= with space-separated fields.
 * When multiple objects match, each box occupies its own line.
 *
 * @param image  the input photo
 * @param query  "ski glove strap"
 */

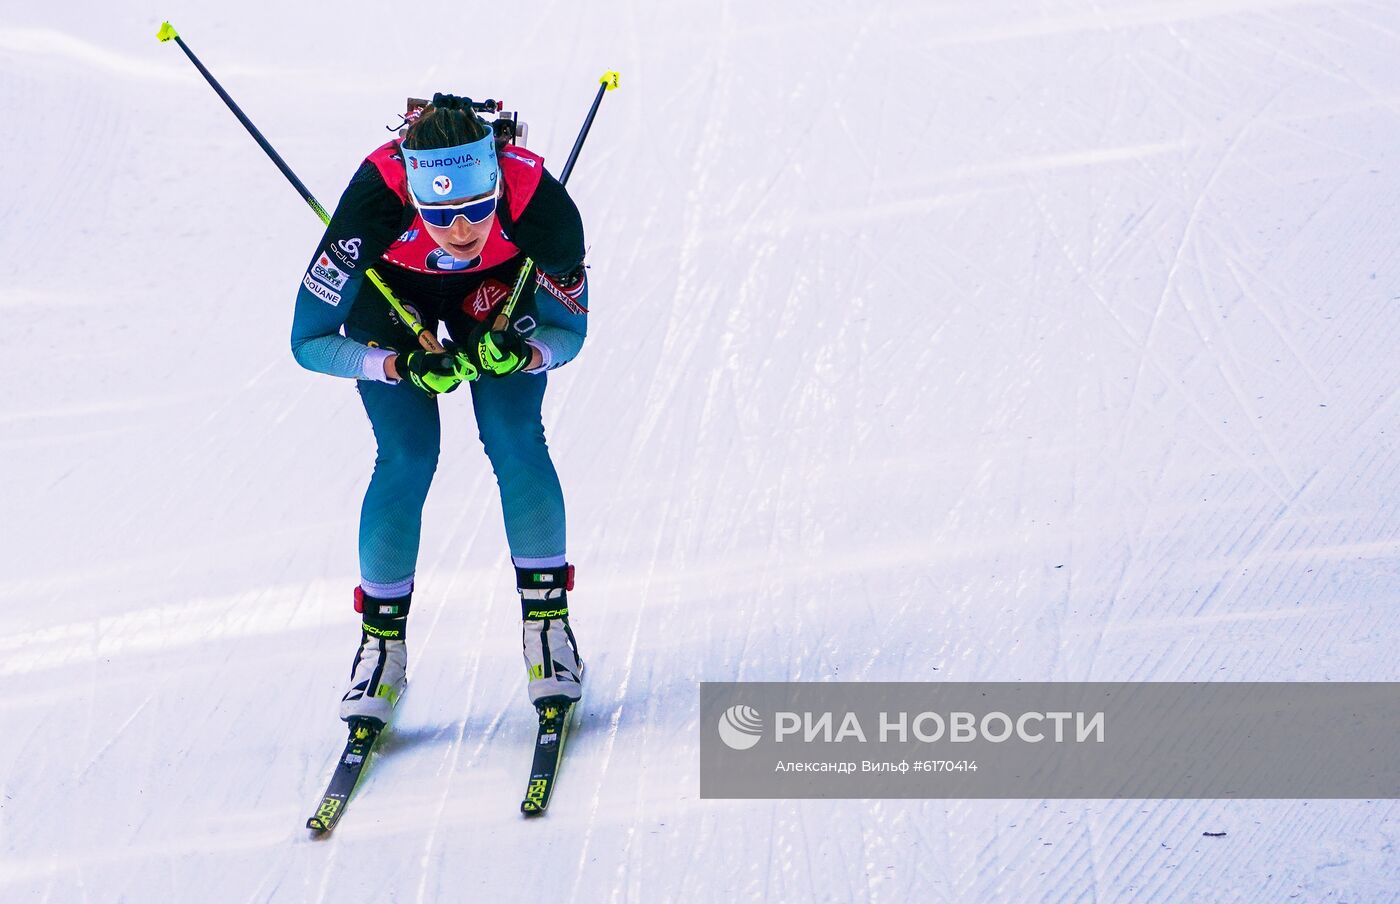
xmin=402 ymin=348 xmax=478 ymax=395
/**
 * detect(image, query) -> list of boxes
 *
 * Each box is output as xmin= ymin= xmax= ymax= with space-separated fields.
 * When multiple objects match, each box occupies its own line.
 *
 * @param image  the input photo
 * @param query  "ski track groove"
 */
xmin=1124 ymin=73 xmax=1257 ymax=452
xmin=1191 ymin=378 xmax=1400 ymax=617
xmin=411 ymin=590 xmax=500 ymax=904
xmin=1178 ymin=235 xmax=1299 ymax=494
xmin=568 ymin=499 xmax=660 ymax=902
xmin=1218 ymin=252 xmax=1329 ymax=398
xmin=1268 ymin=6 xmax=1400 ymax=119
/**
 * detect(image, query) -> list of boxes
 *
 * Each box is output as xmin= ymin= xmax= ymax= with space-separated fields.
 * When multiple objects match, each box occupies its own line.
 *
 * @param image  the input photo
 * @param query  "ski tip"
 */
xmin=521 ymin=801 xmax=544 ymax=816
xmin=307 ymin=817 xmax=328 ymax=833
xmin=156 ymin=21 xmax=179 ymax=43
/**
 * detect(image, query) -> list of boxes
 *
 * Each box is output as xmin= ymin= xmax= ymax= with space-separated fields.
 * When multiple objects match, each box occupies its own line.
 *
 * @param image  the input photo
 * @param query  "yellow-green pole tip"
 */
xmin=156 ymin=21 xmax=179 ymax=43
xmin=601 ymin=71 xmax=621 ymax=90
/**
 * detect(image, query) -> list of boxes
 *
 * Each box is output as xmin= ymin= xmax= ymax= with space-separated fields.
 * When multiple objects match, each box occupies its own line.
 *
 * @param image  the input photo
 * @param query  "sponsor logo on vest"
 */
xmin=395 ymin=228 xmax=420 ymax=244
xmin=303 ymin=273 xmax=342 ymax=306
xmin=502 ymin=151 xmax=537 ymax=168
xmin=426 ymin=248 xmax=479 ymax=272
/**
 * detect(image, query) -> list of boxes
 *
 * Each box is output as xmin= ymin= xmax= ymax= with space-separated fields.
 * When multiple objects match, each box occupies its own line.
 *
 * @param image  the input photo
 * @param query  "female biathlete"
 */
xmin=290 ymin=94 xmax=587 ymax=725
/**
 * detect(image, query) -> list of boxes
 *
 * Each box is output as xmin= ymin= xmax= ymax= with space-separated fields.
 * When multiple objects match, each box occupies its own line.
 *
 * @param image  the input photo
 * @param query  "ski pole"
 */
xmin=156 ymin=22 xmax=445 ymax=353
xmin=492 ymin=71 xmax=620 ymax=332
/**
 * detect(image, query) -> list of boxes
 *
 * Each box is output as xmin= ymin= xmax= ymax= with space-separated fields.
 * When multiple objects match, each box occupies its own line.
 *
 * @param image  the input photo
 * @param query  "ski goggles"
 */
xmin=414 ymin=188 xmax=499 ymax=228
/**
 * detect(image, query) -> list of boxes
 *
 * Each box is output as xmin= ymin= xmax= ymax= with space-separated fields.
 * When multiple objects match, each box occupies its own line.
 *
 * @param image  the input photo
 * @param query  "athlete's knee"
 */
xmin=373 ymin=432 xmax=440 ymax=489
xmin=478 ymin=412 xmax=546 ymax=464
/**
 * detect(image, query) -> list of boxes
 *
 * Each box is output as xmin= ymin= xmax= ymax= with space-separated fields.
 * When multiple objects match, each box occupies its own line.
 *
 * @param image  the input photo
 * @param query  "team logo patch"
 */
xmin=310 ymin=252 xmax=349 ymax=290
xmin=337 ymin=237 xmax=361 ymax=261
xmin=426 ymin=248 xmax=479 ymax=272
xmin=463 ymin=279 xmax=510 ymax=321
xmin=303 ymin=273 xmax=342 ymax=306
xmin=432 ymin=175 xmax=452 ymax=195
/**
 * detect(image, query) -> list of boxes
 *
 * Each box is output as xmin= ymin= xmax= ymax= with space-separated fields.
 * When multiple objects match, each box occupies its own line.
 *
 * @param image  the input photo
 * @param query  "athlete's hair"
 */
xmin=402 ymin=94 xmax=491 ymax=151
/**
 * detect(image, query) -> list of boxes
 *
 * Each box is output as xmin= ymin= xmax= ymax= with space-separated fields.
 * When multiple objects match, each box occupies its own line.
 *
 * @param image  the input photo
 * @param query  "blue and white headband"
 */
xmin=402 ymin=133 xmax=498 ymax=203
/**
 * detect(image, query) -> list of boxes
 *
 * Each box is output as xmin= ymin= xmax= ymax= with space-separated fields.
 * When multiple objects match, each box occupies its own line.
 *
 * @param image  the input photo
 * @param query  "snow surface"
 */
xmin=3 ymin=1 xmax=1400 ymax=900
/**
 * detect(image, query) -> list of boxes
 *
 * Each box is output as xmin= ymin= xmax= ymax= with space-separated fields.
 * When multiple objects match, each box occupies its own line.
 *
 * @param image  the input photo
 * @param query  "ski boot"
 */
xmin=339 ymin=586 xmax=411 ymax=726
xmin=518 ymin=565 xmax=584 ymax=707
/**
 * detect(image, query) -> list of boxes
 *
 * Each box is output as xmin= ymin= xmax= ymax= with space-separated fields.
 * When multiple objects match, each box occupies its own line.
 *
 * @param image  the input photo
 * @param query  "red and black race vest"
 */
xmin=364 ymin=139 xmax=546 ymax=276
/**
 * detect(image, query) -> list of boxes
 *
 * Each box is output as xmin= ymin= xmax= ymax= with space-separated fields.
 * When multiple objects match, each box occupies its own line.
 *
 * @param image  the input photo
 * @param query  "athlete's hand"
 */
xmin=461 ymin=325 xmax=533 ymax=377
xmin=400 ymin=348 xmax=479 ymax=395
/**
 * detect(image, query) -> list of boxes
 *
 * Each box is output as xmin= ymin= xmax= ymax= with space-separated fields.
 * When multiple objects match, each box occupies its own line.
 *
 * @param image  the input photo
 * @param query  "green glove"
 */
xmin=461 ymin=326 xmax=532 ymax=377
xmin=400 ymin=348 xmax=479 ymax=396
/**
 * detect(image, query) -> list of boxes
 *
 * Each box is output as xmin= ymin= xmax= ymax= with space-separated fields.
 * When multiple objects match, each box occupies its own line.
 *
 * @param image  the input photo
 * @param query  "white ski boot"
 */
xmin=517 ymin=565 xmax=584 ymax=706
xmin=339 ymin=587 xmax=410 ymax=726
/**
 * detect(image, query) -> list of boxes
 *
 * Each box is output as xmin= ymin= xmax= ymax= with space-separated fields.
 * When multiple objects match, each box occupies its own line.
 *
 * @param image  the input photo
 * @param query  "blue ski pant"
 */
xmin=355 ymin=372 xmax=566 ymax=587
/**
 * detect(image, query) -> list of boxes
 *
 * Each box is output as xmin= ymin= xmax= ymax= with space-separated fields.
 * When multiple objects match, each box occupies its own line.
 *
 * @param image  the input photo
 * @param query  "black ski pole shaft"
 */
xmin=494 ymin=71 xmax=620 ymax=329
xmin=559 ymin=72 xmax=619 ymax=186
xmin=157 ymin=22 xmax=329 ymax=222
xmin=156 ymin=22 xmax=443 ymax=350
